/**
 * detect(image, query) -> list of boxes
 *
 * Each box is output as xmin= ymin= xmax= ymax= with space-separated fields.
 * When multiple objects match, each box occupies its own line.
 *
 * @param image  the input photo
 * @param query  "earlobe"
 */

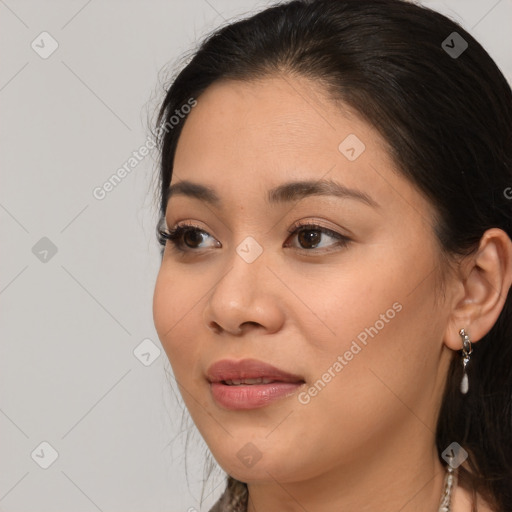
xmin=443 ymin=228 xmax=512 ymax=350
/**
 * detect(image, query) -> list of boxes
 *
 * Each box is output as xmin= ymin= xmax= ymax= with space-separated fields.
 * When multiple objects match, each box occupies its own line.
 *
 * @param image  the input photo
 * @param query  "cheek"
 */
xmin=153 ymin=273 xmax=217 ymax=446
xmin=152 ymin=269 xmax=176 ymax=345
xmin=276 ymin=258 xmax=403 ymax=359
xmin=307 ymin=256 xmax=442 ymax=418
xmin=153 ymin=268 xmax=202 ymax=371
xmin=316 ymin=234 xmax=438 ymax=346
xmin=290 ymin=240 xmax=442 ymax=409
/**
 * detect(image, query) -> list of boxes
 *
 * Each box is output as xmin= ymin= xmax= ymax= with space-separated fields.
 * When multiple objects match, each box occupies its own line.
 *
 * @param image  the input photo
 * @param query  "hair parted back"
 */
xmin=154 ymin=1 xmax=512 ymax=509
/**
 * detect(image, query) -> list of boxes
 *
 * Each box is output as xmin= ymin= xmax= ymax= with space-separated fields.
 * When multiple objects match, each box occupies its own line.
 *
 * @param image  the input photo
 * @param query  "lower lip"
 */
xmin=210 ymin=381 xmax=305 ymax=410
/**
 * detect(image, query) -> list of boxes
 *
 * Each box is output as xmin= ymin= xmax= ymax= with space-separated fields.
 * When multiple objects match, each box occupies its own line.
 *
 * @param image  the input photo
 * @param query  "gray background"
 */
xmin=1 ymin=1 xmax=511 ymax=511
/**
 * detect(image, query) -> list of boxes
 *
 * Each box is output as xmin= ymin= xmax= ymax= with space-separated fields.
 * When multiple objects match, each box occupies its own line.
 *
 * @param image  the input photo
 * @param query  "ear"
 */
xmin=444 ymin=228 xmax=512 ymax=350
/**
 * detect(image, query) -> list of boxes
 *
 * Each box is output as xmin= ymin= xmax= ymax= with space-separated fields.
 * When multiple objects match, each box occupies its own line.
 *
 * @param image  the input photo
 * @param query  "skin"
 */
xmin=153 ymin=75 xmax=512 ymax=512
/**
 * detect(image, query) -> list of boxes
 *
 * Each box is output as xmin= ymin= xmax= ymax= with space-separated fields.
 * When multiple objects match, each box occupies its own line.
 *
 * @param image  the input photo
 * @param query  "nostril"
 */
xmin=207 ymin=321 xmax=262 ymax=336
xmin=241 ymin=321 xmax=260 ymax=329
xmin=208 ymin=321 xmax=223 ymax=334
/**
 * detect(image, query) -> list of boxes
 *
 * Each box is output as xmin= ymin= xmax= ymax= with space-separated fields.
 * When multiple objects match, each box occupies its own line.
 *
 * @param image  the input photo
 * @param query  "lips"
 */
xmin=206 ymin=359 xmax=306 ymax=410
xmin=206 ymin=358 xmax=305 ymax=384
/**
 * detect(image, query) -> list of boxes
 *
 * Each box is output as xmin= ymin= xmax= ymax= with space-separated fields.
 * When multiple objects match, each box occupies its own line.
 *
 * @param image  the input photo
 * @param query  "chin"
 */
xmin=209 ymin=441 xmax=313 ymax=485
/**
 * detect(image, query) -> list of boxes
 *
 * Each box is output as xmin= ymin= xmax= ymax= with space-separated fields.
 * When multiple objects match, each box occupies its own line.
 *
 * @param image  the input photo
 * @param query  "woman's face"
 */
xmin=153 ymin=75 xmax=455 ymax=486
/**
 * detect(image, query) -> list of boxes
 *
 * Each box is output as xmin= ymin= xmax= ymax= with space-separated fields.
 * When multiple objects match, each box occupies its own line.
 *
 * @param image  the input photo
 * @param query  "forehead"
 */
xmin=170 ymin=75 xmax=431 ymax=220
xmin=176 ymin=74 xmax=383 ymax=159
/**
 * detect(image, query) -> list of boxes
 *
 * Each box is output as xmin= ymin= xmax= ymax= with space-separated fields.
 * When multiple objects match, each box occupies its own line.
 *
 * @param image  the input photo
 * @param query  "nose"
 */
xmin=202 ymin=248 xmax=285 ymax=336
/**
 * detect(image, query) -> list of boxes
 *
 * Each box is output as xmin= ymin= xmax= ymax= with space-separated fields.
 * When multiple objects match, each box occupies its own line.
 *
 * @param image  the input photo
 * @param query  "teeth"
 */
xmin=224 ymin=378 xmax=275 ymax=386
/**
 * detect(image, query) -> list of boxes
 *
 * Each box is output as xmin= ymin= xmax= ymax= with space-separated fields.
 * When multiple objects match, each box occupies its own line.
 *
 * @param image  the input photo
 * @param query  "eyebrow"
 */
xmin=166 ymin=179 xmax=379 ymax=208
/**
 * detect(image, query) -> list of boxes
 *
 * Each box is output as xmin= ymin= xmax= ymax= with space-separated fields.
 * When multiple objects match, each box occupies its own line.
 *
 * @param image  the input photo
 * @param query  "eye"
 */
xmin=284 ymin=223 xmax=351 ymax=252
xmin=158 ymin=223 xmax=220 ymax=251
xmin=158 ymin=221 xmax=350 ymax=254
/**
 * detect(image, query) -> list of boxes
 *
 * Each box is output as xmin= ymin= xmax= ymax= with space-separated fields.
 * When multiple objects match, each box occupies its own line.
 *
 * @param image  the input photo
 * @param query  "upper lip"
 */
xmin=206 ymin=358 xmax=305 ymax=383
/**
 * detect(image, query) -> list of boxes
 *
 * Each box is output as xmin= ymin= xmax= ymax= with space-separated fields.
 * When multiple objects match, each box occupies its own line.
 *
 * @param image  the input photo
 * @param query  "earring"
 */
xmin=459 ymin=328 xmax=473 ymax=394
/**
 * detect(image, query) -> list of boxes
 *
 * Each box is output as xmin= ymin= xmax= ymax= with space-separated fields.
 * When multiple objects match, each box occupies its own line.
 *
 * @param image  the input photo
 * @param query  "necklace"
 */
xmin=438 ymin=465 xmax=457 ymax=512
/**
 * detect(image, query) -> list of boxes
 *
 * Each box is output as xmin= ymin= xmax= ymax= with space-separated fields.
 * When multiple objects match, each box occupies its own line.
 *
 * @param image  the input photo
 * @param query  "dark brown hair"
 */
xmin=154 ymin=0 xmax=512 ymax=509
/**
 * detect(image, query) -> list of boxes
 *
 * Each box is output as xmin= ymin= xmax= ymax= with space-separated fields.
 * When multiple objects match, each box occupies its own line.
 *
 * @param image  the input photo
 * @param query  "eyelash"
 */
xmin=158 ymin=222 xmax=351 ymax=254
xmin=158 ymin=223 xmax=215 ymax=252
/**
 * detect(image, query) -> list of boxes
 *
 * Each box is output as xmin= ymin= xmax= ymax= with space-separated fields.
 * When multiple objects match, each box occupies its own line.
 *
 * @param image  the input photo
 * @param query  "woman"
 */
xmin=152 ymin=0 xmax=512 ymax=510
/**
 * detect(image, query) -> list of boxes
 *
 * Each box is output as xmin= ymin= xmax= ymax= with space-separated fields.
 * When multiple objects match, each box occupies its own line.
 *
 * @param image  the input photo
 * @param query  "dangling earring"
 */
xmin=459 ymin=328 xmax=472 ymax=394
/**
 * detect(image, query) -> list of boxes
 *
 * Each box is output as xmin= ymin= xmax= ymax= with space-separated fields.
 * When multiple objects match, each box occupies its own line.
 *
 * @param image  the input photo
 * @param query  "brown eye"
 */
xmin=183 ymin=229 xmax=205 ymax=248
xmin=159 ymin=225 xmax=220 ymax=251
xmin=285 ymin=223 xmax=351 ymax=252
xmin=297 ymin=229 xmax=322 ymax=249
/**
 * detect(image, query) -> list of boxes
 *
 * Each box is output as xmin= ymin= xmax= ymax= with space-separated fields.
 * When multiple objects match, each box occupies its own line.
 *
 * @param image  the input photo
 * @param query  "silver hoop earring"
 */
xmin=459 ymin=328 xmax=473 ymax=394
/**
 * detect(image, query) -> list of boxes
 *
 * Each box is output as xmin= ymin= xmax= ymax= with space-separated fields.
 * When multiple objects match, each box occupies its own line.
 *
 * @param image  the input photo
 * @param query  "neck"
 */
xmin=246 ymin=426 xmax=447 ymax=512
